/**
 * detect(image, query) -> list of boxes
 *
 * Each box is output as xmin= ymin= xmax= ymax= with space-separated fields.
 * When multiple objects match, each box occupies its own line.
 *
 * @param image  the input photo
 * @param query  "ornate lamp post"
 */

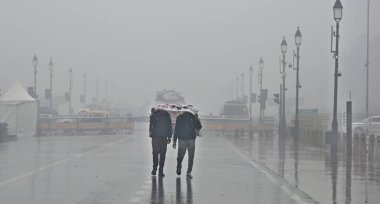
xmin=294 ymin=27 xmax=302 ymax=140
xmin=365 ymin=0 xmax=370 ymax=117
xmin=259 ymin=57 xmax=264 ymax=121
xmin=49 ymin=57 xmax=54 ymax=112
xmin=83 ymin=73 xmax=87 ymax=108
xmin=69 ymin=68 xmax=73 ymax=114
xmin=95 ymin=78 xmax=99 ymax=104
xmin=249 ymin=66 xmax=253 ymax=121
xmin=236 ymin=77 xmax=239 ymax=100
xmin=330 ymin=0 xmax=343 ymax=150
xmin=280 ymin=37 xmax=288 ymax=136
xmin=241 ymin=72 xmax=245 ymax=99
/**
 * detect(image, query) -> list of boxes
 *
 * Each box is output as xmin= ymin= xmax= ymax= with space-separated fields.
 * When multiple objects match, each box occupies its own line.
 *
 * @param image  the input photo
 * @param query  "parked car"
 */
xmin=352 ymin=116 xmax=380 ymax=136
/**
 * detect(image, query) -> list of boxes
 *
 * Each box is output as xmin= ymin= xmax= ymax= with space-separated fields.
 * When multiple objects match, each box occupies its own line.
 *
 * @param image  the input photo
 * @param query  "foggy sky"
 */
xmin=0 ymin=0 xmax=379 ymax=115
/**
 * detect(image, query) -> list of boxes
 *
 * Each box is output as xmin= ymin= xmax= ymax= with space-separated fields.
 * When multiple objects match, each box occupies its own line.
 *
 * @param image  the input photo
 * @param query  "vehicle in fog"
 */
xmin=155 ymin=89 xmax=186 ymax=105
xmin=220 ymin=100 xmax=249 ymax=119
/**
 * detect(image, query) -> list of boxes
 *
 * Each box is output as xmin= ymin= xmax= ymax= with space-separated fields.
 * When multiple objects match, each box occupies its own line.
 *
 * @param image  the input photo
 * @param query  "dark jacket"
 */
xmin=149 ymin=110 xmax=172 ymax=139
xmin=174 ymin=112 xmax=202 ymax=142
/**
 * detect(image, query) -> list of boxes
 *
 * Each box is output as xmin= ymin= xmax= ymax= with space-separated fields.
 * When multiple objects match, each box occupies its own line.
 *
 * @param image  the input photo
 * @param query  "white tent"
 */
xmin=0 ymin=81 xmax=38 ymax=137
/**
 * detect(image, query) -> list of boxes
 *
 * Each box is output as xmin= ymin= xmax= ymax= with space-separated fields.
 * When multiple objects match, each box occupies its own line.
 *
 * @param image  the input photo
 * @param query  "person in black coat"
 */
xmin=172 ymin=111 xmax=202 ymax=178
xmin=149 ymin=108 xmax=172 ymax=177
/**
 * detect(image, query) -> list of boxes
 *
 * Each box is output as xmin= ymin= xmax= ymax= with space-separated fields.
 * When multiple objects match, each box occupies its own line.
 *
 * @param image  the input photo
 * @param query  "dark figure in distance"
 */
xmin=173 ymin=111 xmax=202 ymax=179
xmin=149 ymin=108 xmax=172 ymax=177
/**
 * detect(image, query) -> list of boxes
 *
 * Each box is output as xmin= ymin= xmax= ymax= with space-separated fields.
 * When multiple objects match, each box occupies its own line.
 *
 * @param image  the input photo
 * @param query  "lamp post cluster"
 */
xmin=277 ymin=28 xmax=303 ymax=138
xmin=227 ymin=59 xmax=267 ymax=123
xmin=31 ymin=55 xmax=104 ymax=115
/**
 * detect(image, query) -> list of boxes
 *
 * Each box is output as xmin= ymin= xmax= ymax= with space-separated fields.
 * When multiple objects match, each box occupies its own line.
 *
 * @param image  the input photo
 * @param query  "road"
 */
xmin=0 ymin=124 xmax=315 ymax=204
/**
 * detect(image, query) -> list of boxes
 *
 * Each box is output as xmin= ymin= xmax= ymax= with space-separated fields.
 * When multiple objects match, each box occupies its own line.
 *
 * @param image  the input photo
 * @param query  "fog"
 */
xmin=0 ymin=0 xmax=379 ymax=116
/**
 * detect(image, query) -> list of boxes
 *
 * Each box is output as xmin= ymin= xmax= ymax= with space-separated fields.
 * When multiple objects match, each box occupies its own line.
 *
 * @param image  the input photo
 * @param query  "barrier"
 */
xmin=38 ymin=116 xmax=134 ymax=135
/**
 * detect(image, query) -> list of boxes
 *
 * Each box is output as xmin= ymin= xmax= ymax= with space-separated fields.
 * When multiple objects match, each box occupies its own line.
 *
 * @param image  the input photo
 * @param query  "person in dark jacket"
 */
xmin=172 ymin=111 xmax=202 ymax=178
xmin=149 ymin=108 xmax=172 ymax=177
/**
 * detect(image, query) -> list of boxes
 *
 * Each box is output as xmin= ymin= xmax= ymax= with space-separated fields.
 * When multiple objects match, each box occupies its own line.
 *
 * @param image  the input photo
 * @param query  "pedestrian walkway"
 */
xmin=133 ymin=135 xmax=315 ymax=203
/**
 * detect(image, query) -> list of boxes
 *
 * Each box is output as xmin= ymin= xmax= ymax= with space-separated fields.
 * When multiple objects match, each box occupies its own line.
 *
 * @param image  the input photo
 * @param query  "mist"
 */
xmin=0 ymin=0 xmax=379 ymax=116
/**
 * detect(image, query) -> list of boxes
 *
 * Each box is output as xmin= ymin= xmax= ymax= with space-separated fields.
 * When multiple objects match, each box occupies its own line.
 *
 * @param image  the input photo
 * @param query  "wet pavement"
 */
xmin=0 ymin=124 xmax=313 ymax=204
xmin=228 ymin=132 xmax=380 ymax=204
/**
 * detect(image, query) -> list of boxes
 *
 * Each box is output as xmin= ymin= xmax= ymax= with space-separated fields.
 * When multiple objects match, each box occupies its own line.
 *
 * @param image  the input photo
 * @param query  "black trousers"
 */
xmin=152 ymin=137 xmax=168 ymax=172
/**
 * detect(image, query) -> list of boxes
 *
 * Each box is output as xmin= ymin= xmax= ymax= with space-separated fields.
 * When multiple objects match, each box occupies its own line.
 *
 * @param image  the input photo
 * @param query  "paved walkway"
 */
xmin=0 ymin=128 xmax=315 ymax=203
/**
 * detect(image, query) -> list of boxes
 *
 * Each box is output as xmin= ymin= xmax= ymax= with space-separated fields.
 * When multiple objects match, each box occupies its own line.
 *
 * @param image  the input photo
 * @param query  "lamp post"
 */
xmin=280 ymin=37 xmax=288 ymax=136
xmin=236 ymin=77 xmax=239 ymax=100
xmin=259 ymin=57 xmax=264 ymax=121
xmin=49 ymin=57 xmax=54 ymax=112
xmin=105 ymin=81 xmax=108 ymax=103
xmin=330 ymin=0 xmax=343 ymax=150
xmin=249 ymin=66 xmax=253 ymax=121
xmin=69 ymin=68 xmax=73 ymax=115
xmin=365 ymin=0 xmax=370 ymax=117
xmin=33 ymin=54 xmax=38 ymax=98
xmin=294 ymin=27 xmax=302 ymax=140
xmin=95 ymin=78 xmax=99 ymax=104
xmin=241 ymin=73 xmax=245 ymax=99
xmin=83 ymin=73 xmax=87 ymax=108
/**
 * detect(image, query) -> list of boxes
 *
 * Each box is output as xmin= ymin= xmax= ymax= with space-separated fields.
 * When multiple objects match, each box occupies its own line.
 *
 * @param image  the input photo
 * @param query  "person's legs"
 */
xmin=151 ymin=137 xmax=159 ymax=175
xmin=176 ymin=140 xmax=187 ymax=175
xmin=186 ymin=139 xmax=196 ymax=176
xmin=158 ymin=138 xmax=167 ymax=176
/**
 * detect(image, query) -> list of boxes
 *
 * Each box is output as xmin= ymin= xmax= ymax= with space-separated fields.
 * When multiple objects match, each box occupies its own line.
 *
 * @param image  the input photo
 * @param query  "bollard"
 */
xmin=346 ymin=101 xmax=352 ymax=158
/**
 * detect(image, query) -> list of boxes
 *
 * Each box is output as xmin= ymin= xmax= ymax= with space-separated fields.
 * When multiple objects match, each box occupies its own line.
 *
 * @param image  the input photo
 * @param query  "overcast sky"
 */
xmin=0 ymin=0 xmax=379 ymax=115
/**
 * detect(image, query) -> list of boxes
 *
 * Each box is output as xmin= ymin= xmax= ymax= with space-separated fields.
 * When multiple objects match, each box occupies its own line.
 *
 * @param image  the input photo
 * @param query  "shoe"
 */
xmin=159 ymin=172 xmax=165 ymax=177
xmin=176 ymin=167 xmax=181 ymax=175
xmin=151 ymin=169 xmax=156 ymax=176
xmin=186 ymin=173 xmax=193 ymax=179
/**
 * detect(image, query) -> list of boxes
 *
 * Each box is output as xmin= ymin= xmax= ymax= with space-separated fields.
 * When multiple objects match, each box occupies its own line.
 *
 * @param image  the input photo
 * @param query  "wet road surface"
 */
xmin=228 ymin=133 xmax=380 ymax=204
xmin=0 ymin=125 xmax=313 ymax=204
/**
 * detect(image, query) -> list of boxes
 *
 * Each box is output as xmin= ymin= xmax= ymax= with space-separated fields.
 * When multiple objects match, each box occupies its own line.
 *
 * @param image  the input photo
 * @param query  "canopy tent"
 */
xmin=0 ymin=81 xmax=38 ymax=137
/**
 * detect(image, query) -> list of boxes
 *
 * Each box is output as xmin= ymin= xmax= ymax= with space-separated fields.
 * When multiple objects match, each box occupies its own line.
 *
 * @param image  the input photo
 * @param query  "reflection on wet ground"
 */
xmin=150 ymin=176 xmax=194 ymax=203
xmin=0 ymin=129 xmax=300 ymax=204
xmin=228 ymin=133 xmax=380 ymax=204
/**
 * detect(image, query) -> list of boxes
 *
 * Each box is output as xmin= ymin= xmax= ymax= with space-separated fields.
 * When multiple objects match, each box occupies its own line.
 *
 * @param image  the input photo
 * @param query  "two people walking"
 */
xmin=149 ymin=108 xmax=202 ymax=178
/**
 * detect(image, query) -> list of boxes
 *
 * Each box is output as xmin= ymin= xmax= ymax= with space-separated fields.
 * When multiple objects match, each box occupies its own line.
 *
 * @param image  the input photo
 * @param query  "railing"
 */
xmin=38 ymin=115 xmax=134 ymax=135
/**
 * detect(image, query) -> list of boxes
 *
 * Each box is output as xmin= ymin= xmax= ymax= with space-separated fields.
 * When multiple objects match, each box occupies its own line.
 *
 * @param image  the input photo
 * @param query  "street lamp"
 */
xmin=83 ymin=73 xmax=87 ymax=108
xmin=331 ymin=0 xmax=343 ymax=152
xmin=236 ymin=77 xmax=239 ymax=100
xmin=69 ymin=68 xmax=73 ymax=115
xmin=33 ymin=54 xmax=38 ymax=98
xmin=241 ymin=73 xmax=245 ymax=99
xmin=95 ymin=78 xmax=99 ymax=104
xmin=49 ymin=57 xmax=54 ymax=112
xmin=249 ymin=66 xmax=253 ymax=121
xmin=365 ymin=0 xmax=370 ymax=117
xmin=333 ymin=0 xmax=343 ymax=23
xmin=259 ymin=57 xmax=264 ymax=121
xmin=294 ymin=27 xmax=302 ymax=141
xmin=280 ymin=37 xmax=288 ymax=137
